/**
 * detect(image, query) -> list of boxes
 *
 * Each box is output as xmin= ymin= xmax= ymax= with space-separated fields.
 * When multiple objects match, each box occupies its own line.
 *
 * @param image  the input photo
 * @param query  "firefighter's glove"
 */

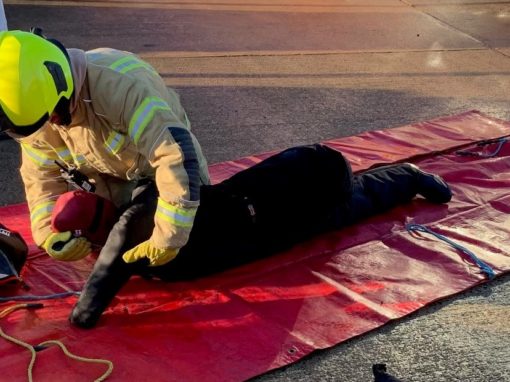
xmin=122 ymin=240 xmax=179 ymax=267
xmin=43 ymin=231 xmax=91 ymax=261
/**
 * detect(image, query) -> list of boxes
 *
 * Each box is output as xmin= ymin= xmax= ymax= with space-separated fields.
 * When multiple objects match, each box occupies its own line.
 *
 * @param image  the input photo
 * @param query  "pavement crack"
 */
xmin=411 ymin=5 xmax=510 ymax=62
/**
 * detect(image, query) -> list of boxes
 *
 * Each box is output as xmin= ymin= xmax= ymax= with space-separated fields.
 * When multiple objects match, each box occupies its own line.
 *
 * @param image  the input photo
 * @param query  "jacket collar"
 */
xmin=67 ymin=48 xmax=87 ymax=114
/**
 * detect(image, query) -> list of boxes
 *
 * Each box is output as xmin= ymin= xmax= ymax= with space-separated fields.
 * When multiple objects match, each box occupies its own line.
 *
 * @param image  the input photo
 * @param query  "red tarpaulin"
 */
xmin=0 ymin=110 xmax=509 ymax=381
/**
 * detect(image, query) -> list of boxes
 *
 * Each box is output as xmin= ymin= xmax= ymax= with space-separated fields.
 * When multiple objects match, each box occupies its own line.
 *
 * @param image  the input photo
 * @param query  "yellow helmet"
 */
xmin=0 ymin=30 xmax=74 ymax=130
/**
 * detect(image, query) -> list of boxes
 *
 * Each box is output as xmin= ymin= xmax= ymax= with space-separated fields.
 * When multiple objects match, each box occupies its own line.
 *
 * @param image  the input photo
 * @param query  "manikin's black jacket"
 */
xmin=70 ymin=144 xmax=427 ymax=328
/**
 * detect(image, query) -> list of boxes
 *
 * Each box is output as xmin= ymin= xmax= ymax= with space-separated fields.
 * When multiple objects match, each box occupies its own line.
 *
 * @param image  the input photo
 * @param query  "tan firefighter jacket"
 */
xmin=13 ymin=48 xmax=210 ymax=249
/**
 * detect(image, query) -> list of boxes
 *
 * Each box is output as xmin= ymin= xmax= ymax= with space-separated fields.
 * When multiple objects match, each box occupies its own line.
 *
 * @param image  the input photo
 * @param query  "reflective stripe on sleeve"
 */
xmin=109 ymin=56 xmax=157 ymax=75
xmin=30 ymin=200 xmax=56 ymax=224
xmin=104 ymin=131 xmax=126 ymax=155
xmin=155 ymin=198 xmax=196 ymax=228
xmin=55 ymin=146 xmax=86 ymax=167
xmin=128 ymin=97 xmax=171 ymax=144
xmin=73 ymin=154 xmax=87 ymax=166
xmin=21 ymin=144 xmax=58 ymax=168
xmin=55 ymin=146 xmax=72 ymax=162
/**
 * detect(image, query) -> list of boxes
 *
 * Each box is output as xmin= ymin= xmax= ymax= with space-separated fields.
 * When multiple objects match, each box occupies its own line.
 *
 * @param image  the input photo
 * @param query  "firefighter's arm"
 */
xmin=116 ymin=85 xmax=201 ymax=265
xmin=20 ymin=142 xmax=91 ymax=260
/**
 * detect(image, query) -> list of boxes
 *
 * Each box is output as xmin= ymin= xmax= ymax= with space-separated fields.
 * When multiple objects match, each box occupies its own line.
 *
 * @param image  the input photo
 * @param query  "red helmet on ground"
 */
xmin=51 ymin=191 xmax=118 ymax=247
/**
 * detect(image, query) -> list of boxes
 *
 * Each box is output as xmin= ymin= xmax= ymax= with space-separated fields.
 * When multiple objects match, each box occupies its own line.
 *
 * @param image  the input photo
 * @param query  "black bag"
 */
xmin=0 ymin=224 xmax=28 ymax=285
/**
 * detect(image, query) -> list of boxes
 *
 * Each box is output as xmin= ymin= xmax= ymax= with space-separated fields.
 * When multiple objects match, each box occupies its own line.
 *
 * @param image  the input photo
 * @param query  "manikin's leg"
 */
xmin=343 ymin=163 xmax=452 ymax=226
xmin=218 ymin=144 xmax=354 ymax=250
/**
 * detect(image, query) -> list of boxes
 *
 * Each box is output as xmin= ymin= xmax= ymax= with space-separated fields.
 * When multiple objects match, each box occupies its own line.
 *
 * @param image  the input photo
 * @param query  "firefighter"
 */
xmin=0 ymin=29 xmax=209 ymax=266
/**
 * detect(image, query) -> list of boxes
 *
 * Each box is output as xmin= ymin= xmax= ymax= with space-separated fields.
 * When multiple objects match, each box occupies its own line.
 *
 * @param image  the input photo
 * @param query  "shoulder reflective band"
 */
xmin=21 ymin=144 xmax=59 ymax=168
xmin=128 ymin=97 xmax=171 ymax=144
xmin=30 ymin=200 xmax=56 ymax=224
xmin=109 ymin=56 xmax=158 ymax=75
xmin=155 ymin=198 xmax=196 ymax=228
xmin=104 ymin=131 xmax=126 ymax=155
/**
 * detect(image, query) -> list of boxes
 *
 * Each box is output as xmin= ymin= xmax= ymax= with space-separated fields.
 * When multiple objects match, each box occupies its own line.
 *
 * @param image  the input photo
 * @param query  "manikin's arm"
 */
xmin=69 ymin=182 xmax=157 ymax=328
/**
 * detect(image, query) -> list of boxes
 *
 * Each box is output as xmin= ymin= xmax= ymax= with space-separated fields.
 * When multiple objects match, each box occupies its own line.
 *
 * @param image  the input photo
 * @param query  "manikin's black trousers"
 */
xmin=71 ymin=144 xmax=424 ymax=327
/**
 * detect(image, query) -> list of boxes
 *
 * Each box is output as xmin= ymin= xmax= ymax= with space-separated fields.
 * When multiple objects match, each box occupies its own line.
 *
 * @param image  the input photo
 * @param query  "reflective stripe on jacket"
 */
xmin=17 ymin=48 xmax=210 ymax=248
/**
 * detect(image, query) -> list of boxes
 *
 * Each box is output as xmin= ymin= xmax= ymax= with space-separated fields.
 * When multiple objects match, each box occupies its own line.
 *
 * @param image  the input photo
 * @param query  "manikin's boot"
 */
xmin=406 ymin=163 xmax=452 ymax=204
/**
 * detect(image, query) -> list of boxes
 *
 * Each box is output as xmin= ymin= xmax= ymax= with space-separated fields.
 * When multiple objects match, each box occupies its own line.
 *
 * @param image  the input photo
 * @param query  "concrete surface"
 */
xmin=2 ymin=0 xmax=510 ymax=381
xmin=418 ymin=3 xmax=510 ymax=49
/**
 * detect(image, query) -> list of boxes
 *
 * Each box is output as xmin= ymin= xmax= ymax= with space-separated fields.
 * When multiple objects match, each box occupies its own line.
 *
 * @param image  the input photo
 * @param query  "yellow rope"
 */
xmin=0 ymin=304 xmax=114 ymax=382
xmin=33 ymin=340 xmax=113 ymax=382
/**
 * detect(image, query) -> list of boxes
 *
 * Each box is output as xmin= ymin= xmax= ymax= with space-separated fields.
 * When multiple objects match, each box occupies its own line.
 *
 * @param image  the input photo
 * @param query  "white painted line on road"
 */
xmin=138 ymin=47 xmax=488 ymax=59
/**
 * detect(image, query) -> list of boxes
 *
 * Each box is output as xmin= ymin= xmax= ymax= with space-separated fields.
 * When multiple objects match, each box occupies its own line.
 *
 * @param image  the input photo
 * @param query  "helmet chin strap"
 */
xmin=53 ymin=96 xmax=72 ymax=126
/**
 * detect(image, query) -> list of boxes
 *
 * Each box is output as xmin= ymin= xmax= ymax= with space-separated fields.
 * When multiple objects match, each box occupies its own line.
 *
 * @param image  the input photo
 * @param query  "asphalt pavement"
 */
xmin=1 ymin=1 xmax=510 ymax=381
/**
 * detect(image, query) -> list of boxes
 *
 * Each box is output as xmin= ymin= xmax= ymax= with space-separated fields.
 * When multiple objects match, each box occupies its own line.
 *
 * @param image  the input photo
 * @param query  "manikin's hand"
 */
xmin=122 ymin=240 xmax=179 ymax=266
xmin=43 ymin=231 xmax=91 ymax=261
